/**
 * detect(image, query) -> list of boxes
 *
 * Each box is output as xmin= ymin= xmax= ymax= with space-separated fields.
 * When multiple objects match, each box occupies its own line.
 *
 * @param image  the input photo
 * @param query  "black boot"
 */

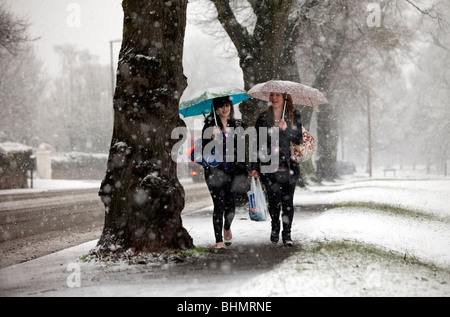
xmin=282 ymin=231 xmax=293 ymax=247
xmin=270 ymin=220 xmax=280 ymax=244
xmin=282 ymin=237 xmax=294 ymax=247
xmin=282 ymin=212 xmax=294 ymax=247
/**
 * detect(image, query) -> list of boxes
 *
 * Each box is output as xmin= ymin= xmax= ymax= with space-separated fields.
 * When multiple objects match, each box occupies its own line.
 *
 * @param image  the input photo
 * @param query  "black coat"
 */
xmin=252 ymin=110 xmax=303 ymax=184
xmin=201 ymin=114 xmax=247 ymax=176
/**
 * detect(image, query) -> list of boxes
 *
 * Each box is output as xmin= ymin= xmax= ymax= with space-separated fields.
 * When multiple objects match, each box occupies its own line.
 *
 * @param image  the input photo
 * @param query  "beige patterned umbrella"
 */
xmin=247 ymin=80 xmax=329 ymax=108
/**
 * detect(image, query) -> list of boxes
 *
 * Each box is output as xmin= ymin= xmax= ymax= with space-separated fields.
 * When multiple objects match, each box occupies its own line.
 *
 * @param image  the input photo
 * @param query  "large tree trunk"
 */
xmin=212 ymin=0 xmax=321 ymax=186
xmin=312 ymin=47 xmax=344 ymax=181
xmin=316 ymin=103 xmax=339 ymax=180
xmin=212 ymin=0 xmax=294 ymax=126
xmin=212 ymin=0 xmax=320 ymax=128
xmin=97 ymin=0 xmax=193 ymax=253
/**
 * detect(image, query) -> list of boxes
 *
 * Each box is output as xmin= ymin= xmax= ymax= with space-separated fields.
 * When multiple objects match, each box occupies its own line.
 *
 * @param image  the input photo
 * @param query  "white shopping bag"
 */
xmin=248 ymin=177 xmax=268 ymax=221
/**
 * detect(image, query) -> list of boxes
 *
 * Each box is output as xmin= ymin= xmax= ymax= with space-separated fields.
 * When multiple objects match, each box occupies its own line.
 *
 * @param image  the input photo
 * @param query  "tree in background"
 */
xmin=209 ymin=0 xmax=319 ymax=126
xmin=0 ymin=2 xmax=113 ymax=153
xmin=203 ymin=0 xmax=445 ymax=180
xmin=193 ymin=0 xmax=320 ymax=183
xmin=0 ymin=1 xmax=29 ymax=56
xmin=302 ymin=0 xmax=447 ymax=177
xmin=406 ymin=1 xmax=449 ymax=175
xmin=0 ymin=2 xmax=45 ymax=145
xmin=50 ymin=45 xmax=112 ymax=153
xmin=294 ymin=0 xmax=406 ymax=180
xmin=97 ymin=0 xmax=194 ymax=253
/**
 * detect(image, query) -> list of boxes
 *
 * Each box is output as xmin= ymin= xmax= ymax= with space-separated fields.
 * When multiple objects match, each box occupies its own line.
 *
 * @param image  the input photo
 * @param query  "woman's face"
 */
xmin=269 ymin=92 xmax=284 ymax=109
xmin=217 ymin=103 xmax=231 ymax=118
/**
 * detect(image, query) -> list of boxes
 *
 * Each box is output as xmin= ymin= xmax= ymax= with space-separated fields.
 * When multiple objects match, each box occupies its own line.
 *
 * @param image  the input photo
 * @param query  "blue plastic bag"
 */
xmin=248 ymin=177 xmax=268 ymax=221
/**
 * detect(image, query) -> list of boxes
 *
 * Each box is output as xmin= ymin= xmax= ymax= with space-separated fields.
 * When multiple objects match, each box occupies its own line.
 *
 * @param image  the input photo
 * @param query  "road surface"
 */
xmin=0 ymin=182 xmax=212 ymax=269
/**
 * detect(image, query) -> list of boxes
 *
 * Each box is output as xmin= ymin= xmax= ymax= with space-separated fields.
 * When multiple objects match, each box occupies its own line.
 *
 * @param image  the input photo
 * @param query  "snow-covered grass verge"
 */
xmin=224 ymin=176 xmax=450 ymax=297
xmin=226 ymin=240 xmax=450 ymax=297
xmin=298 ymin=177 xmax=449 ymax=220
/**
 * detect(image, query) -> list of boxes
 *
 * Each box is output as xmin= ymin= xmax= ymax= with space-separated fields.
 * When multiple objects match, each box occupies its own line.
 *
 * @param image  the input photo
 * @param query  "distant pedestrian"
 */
xmin=251 ymin=92 xmax=302 ymax=246
xmin=202 ymin=96 xmax=247 ymax=249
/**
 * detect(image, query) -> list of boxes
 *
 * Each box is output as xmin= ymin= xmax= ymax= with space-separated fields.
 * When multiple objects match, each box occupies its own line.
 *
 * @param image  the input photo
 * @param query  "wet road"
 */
xmin=0 ymin=182 xmax=211 ymax=268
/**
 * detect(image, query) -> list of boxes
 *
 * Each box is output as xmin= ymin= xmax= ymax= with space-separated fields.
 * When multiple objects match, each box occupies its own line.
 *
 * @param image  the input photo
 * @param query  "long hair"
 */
xmin=266 ymin=93 xmax=295 ymax=127
xmin=207 ymin=96 xmax=236 ymax=129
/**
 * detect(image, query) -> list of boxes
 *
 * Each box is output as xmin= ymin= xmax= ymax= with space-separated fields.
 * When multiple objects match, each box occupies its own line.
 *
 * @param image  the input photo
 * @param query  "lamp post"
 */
xmin=367 ymin=90 xmax=373 ymax=177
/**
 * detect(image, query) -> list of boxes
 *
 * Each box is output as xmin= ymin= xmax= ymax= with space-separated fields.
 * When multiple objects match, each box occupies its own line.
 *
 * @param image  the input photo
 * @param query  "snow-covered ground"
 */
xmin=0 ymin=178 xmax=101 ymax=196
xmin=228 ymin=174 xmax=450 ymax=297
xmin=0 ymin=177 xmax=195 ymax=195
xmin=0 ymin=171 xmax=449 ymax=297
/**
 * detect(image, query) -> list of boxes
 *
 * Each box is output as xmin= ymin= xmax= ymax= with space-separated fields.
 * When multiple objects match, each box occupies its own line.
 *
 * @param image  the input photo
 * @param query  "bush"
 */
xmin=0 ymin=142 xmax=33 ymax=189
xmin=51 ymin=152 xmax=108 ymax=180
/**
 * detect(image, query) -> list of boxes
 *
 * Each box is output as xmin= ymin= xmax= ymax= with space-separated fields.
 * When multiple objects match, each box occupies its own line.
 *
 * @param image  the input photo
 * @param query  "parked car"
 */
xmin=337 ymin=161 xmax=356 ymax=175
xmin=188 ymin=162 xmax=204 ymax=182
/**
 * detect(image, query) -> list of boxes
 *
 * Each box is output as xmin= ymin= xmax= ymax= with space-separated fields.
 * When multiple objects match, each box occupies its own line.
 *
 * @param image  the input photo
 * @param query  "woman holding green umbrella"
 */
xmin=180 ymin=88 xmax=250 ymax=249
xmin=202 ymin=96 xmax=247 ymax=249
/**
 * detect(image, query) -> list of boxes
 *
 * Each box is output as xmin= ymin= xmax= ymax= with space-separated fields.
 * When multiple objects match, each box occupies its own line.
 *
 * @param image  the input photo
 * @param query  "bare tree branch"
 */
xmin=0 ymin=1 xmax=30 ymax=56
xmin=211 ymin=0 xmax=253 ymax=56
xmin=404 ymin=0 xmax=437 ymax=17
xmin=285 ymin=0 xmax=320 ymax=53
xmin=432 ymin=35 xmax=450 ymax=53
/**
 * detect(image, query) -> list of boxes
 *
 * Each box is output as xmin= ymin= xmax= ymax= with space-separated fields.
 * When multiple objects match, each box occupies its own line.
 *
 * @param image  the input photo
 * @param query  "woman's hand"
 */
xmin=279 ymin=118 xmax=287 ymax=131
xmin=251 ymin=170 xmax=259 ymax=179
xmin=211 ymin=127 xmax=221 ymax=138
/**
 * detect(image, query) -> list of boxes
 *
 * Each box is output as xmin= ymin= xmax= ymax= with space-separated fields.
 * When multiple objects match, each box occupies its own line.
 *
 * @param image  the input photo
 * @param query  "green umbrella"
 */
xmin=179 ymin=87 xmax=250 ymax=119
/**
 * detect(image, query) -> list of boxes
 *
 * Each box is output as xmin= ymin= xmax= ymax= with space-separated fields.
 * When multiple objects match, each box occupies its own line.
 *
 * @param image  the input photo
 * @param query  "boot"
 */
xmin=282 ymin=237 xmax=294 ymax=247
xmin=270 ymin=220 xmax=280 ymax=244
xmin=282 ymin=232 xmax=293 ymax=247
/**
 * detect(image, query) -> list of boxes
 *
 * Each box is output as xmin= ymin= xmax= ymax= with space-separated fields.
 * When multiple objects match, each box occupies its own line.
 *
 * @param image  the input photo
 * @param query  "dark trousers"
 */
xmin=261 ymin=171 xmax=296 ymax=240
xmin=205 ymin=168 xmax=236 ymax=243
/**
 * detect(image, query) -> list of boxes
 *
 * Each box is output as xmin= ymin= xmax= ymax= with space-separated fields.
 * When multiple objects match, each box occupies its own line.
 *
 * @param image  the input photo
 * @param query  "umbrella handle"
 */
xmin=282 ymin=99 xmax=287 ymax=120
xmin=212 ymin=103 xmax=219 ymax=127
xmin=214 ymin=109 xmax=218 ymax=127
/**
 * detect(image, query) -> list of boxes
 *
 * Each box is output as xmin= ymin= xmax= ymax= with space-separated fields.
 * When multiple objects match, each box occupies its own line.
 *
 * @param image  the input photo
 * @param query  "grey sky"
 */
xmin=5 ymin=0 xmax=243 ymax=104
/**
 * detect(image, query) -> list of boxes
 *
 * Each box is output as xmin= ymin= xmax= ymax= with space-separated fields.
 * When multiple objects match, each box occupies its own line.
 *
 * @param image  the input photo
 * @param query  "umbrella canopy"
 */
xmin=179 ymin=87 xmax=250 ymax=118
xmin=247 ymin=80 xmax=329 ymax=108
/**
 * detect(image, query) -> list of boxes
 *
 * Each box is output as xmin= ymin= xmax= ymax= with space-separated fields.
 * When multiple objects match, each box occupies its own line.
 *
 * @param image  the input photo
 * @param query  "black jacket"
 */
xmin=252 ymin=110 xmax=303 ymax=184
xmin=201 ymin=114 xmax=247 ymax=176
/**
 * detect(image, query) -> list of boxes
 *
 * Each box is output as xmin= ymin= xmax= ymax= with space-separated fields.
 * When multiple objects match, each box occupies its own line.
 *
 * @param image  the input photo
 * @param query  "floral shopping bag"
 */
xmin=290 ymin=127 xmax=316 ymax=163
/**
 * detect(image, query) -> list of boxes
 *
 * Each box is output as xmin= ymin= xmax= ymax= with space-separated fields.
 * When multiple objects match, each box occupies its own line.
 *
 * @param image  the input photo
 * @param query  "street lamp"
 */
xmin=367 ymin=90 xmax=373 ymax=177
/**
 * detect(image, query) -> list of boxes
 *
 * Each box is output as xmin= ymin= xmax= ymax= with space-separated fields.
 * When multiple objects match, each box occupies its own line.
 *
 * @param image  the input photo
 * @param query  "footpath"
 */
xmin=0 ymin=174 xmax=449 ymax=297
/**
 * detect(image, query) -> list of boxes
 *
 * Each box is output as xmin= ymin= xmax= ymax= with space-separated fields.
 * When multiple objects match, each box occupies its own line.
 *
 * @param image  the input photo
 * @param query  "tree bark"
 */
xmin=97 ymin=0 xmax=193 ymax=253
xmin=212 ymin=0 xmax=295 ymax=126
xmin=211 ymin=0 xmax=321 ymax=126
xmin=316 ymin=103 xmax=339 ymax=181
xmin=313 ymin=51 xmax=344 ymax=181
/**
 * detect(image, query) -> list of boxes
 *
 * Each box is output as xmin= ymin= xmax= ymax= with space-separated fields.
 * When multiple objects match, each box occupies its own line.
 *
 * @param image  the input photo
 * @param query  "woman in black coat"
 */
xmin=251 ymin=92 xmax=302 ymax=246
xmin=202 ymin=96 xmax=247 ymax=249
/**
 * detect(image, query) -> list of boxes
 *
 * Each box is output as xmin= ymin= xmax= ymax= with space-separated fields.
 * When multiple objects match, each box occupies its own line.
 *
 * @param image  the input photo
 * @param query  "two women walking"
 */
xmin=201 ymin=93 xmax=302 ymax=248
